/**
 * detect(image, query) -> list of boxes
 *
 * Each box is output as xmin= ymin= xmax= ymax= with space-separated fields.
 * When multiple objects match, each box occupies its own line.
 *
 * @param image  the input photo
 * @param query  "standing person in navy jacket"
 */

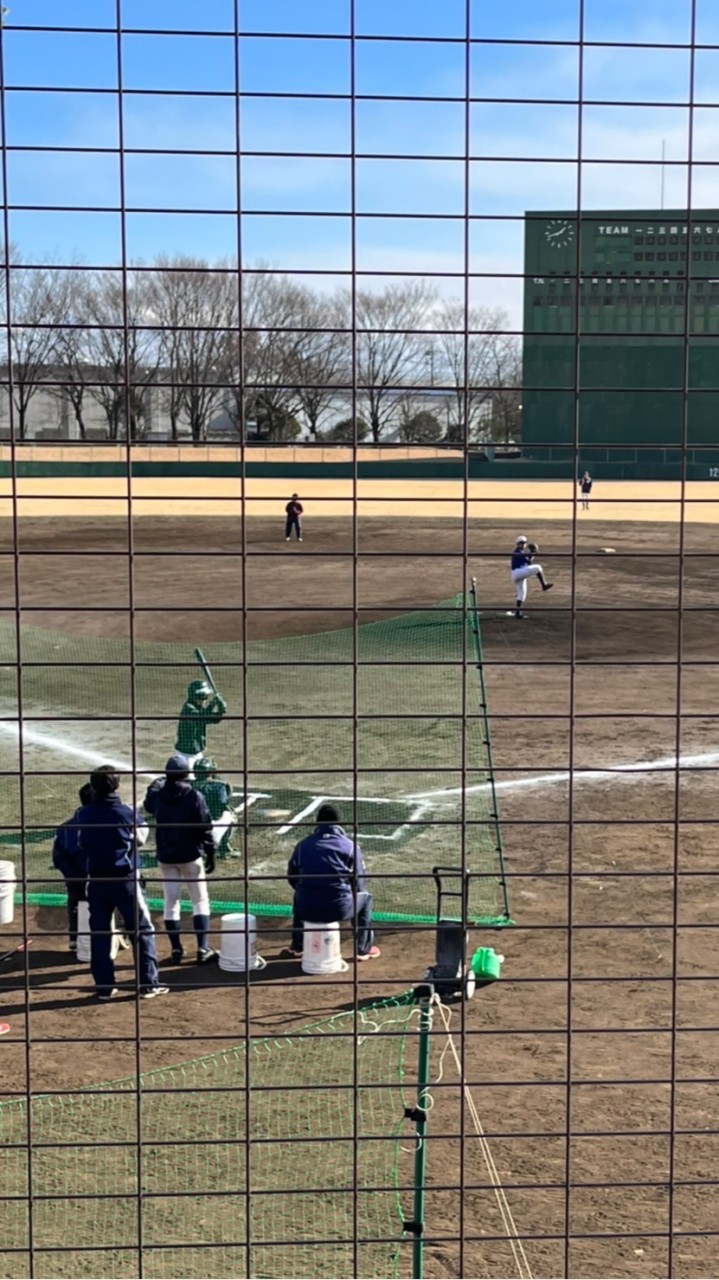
xmin=284 ymin=494 xmax=303 ymax=542
xmin=286 ymin=803 xmax=380 ymax=960
xmin=52 ymin=782 xmax=94 ymax=952
xmin=79 ymin=766 xmax=167 ymax=1002
xmin=144 ymin=754 xmax=217 ymax=965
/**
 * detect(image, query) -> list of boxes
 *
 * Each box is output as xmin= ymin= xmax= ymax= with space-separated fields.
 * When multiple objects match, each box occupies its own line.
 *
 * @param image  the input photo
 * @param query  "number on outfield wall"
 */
xmin=711 ymin=467 xmax=719 ymax=478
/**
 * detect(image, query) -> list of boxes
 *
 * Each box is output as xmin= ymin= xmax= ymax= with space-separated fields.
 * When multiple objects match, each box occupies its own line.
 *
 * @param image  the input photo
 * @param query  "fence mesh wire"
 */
xmin=1 ymin=993 xmax=417 ymax=1280
xmin=3 ymin=596 xmax=509 ymax=926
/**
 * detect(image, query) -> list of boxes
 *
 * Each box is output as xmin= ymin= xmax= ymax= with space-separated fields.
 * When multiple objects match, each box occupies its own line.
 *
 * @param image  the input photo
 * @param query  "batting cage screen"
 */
xmin=5 ymin=593 xmax=510 ymax=926
xmin=1 ymin=1 xmax=718 ymax=1279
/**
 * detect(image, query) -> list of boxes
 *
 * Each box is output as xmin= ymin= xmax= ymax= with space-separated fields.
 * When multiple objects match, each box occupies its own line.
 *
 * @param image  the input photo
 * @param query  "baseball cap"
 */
xmin=165 ymin=753 xmax=191 ymax=776
xmin=516 ymin=535 xmax=528 ymax=544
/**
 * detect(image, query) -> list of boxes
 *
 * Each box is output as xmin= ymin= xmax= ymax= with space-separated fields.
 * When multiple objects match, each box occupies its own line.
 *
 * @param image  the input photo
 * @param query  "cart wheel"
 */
xmin=464 ymin=970 xmax=476 ymax=1001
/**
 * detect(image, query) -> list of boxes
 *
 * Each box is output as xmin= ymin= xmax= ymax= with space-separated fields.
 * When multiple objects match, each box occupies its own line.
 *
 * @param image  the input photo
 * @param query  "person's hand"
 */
xmin=204 ymin=848 xmax=216 ymax=876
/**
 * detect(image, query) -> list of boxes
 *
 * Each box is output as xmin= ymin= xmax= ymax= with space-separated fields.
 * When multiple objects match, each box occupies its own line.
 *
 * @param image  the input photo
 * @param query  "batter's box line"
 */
xmin=276 ymin=795 xmax=433 ymax=841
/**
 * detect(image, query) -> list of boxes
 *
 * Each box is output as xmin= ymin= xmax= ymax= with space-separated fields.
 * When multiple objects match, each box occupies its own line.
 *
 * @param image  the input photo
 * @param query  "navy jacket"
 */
xmin=144 ymin=778 xmax=213 ymax=865
xmin=77 ymin=794 xmax=148 ymax=880
xmin=511 ymin=549 xmax=533 ymax=570
xmin=52 ymin=808 xmax=86 ymax=880
xmin=288 ymin=823 xmax=367 ymax=918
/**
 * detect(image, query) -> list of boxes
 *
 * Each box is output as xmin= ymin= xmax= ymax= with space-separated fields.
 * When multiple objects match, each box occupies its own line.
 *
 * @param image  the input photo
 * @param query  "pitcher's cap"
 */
xmin=516 ymin=535 xmax=528 ymax=544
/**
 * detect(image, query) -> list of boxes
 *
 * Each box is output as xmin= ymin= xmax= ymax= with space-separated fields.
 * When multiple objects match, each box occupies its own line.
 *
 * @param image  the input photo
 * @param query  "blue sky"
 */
xmin=2 ymin=0 xmax=719 ymax=320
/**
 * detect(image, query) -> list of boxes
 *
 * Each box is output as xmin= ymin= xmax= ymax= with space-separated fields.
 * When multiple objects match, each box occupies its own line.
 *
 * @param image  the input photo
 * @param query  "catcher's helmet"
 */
xmin=188 ymin=679 xmax=212 ymax=702
xmin=194 ymin=756 xmax=217 ymax=776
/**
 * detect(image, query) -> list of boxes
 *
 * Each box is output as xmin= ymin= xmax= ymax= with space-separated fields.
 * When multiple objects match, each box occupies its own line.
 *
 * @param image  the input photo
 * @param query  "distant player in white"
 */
xmin=511 ymin=535 xmax=553 ymax=620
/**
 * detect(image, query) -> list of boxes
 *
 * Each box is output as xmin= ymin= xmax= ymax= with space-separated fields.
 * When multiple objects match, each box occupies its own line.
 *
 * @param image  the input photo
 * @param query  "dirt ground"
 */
xmin=1 ymin=511 xmax=719 ymax=1278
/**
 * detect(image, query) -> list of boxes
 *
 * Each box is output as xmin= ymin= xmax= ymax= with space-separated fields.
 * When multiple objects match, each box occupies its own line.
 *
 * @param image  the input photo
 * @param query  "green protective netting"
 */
xmin=0 ymin=595 xmax=510 ymax=925
xmin=0 ymin=993 xmax=418 ymax=1280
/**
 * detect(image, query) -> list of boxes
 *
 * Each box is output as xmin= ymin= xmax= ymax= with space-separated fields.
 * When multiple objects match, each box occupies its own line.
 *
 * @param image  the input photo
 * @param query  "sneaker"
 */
xmin=542 ymin=582 xmax=554 ymax=592
xmin=356 ymin=946 xmax=381 ymax=962
xmin=285 ymin=537 xmax=290 ymax=542
xmin=298 ymin=537 xmax=303 ymax=542
xmin=515 ymin=611 xmax=525 ymax=620
xmin=169 ymin=950 xmax=184 ymax=965
xmin=140 ymin=985 xmax=170 ymax=1000
xmin=68 ymin=942 xmax=77 ymax=953
xmin=197 ymin=947 xmax=218 ymax=965
xmin=96 ymin=987 xmax=119 ymax=1001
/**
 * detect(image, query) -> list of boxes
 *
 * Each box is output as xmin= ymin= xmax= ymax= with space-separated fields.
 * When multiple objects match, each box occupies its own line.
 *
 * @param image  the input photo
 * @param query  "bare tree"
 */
xmin=354 ymin=282 xmax=437 ymax=442
xmin=150 ymin=256 xmax=238 ymax=444
xmin=1 ymin=250 xmax=73 ymax=440
xmin=287 ymin=291 xmax=351 ymax=439
xmin=485 ymin=334 xmax=522 ymax=444
xmin=435 ymin=303 xmax=512 ymax=442
xmin=230 ymin=269 xmax=310 ymax=439
xmin=83 ymin=270 xmax=161 ymax=441
xmin=46 ymin=271 xmax=96 ymax=440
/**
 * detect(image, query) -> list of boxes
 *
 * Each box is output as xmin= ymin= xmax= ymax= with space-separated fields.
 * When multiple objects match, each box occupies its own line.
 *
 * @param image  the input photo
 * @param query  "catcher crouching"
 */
xmin=510 ymin=535 xmax=553 ymax=619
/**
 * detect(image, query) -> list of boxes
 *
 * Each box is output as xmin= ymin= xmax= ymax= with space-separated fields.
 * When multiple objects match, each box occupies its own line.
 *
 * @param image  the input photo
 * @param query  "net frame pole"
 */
xmin=468 ymin=578 xmax=511 ymax=922
xmin=409 ymin=989 xmax=433 ymax=1280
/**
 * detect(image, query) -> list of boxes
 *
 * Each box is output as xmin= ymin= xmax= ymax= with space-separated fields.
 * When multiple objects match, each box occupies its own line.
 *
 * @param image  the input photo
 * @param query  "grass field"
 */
xmin=0 ymin=601 xmax=508 ymax=925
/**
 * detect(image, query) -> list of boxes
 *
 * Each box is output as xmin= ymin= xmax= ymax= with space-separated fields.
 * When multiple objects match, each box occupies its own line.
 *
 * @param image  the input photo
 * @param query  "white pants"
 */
xmin=211 ymin=810 xmax=235 ymax=848
xmin=159 ymin=858 xmax=210 ymax=921
xmin=511 ymin=563 xmax=543 ymax=604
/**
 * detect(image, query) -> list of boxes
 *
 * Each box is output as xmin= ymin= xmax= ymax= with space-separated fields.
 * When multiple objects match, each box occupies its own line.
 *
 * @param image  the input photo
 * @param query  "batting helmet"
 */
xmin=194 ymin=756 xmax=217 ymax=776
xmin=187 ymin=679 xmax=212 ymax=702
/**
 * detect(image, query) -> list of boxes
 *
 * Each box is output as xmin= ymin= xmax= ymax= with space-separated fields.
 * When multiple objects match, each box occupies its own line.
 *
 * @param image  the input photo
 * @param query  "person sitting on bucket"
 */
xmin=286 ymin=803 xmax=380 ymax=961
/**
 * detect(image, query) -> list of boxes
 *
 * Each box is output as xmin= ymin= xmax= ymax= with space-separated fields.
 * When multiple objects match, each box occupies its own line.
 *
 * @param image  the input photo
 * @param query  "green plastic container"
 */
xmin=469 ymin=946 xmax=504 ymax=983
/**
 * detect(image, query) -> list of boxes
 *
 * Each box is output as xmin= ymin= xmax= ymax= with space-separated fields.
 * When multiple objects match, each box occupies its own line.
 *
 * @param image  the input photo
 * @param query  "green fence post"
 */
xmin=406 ymin=987 xmax=433 ymax=1279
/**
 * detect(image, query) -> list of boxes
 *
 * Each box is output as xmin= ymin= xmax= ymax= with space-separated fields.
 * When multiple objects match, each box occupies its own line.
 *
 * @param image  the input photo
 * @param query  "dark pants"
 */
xmin=285 ymin=516 xmax=302 ymax=540
xmin=88 ymin=877 xmax=159 ymax=996
xmin=65 ymin=877 xmax=87 ymax=946
xmin=292 ymin=891 xmax=373 ymax=956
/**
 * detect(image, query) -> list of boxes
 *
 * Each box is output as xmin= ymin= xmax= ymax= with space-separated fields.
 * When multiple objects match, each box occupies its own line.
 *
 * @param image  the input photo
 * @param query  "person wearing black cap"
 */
xmin=284 ymin=493 xmax=303 ymax=542
xmin=286 ymin=803 xmax=380 ymax=961
xmin=144 ymin=754 xmax=217 ymax=965
xmin=78 ymin=766 xmax=166 ymax=1001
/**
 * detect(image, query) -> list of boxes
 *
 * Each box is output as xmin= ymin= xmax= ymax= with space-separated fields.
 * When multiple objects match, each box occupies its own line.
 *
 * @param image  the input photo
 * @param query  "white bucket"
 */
xmin=219 ymin=913 xmax=265 ymax=973
xmin=76 ymin=901 xmax=92 ymax=962
xmin=301 ymin=921 xmax=349 ymax=975
xmin=77 ymin=903 xmax=123 ymax=962
xmin=0 ymin=860 xmax=16 ymax=926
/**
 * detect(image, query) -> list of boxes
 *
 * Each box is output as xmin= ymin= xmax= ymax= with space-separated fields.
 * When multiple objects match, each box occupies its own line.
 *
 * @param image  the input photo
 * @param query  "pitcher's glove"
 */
xmin=527 ymin=541 xmax=539 ymax=554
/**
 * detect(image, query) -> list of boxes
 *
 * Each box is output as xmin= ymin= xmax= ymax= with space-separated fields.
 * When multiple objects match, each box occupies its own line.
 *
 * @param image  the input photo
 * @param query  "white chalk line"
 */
xmin=2 ymin=719 xmax=717 ymax=825
xmin=408 ymin=748 xmax=719 ymax=801
xmin=0 ymin=719 xmax=157 ymax=778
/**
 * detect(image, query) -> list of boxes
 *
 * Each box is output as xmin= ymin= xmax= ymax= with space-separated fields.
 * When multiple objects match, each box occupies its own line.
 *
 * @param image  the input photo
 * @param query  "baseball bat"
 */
xmin=194 ymin=647 xmax=219 ymax=696
xmin=0 ymin=939 xmax=31 ymax=966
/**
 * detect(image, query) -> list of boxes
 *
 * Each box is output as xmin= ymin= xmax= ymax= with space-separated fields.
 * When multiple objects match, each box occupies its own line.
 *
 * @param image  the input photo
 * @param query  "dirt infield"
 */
xmin=0 ymin=476 xmax=718 ymax=523
xmin=0 ymin=507 xmax=718 ymax=1277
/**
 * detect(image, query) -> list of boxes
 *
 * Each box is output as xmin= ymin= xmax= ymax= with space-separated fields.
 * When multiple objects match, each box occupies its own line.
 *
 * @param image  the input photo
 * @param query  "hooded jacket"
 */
xmin=144 ymin=756 xmax=214 ymax=865
xmin=287 ymin=822 xmax=367 ymax=919
xmin=77 ymin=794 xmax=148 ymax=880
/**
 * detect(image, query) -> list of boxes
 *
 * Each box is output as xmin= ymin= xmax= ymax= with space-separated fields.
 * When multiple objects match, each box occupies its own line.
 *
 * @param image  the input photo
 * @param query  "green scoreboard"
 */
xmin=522 ymin=210 xmax=719 ymax=475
